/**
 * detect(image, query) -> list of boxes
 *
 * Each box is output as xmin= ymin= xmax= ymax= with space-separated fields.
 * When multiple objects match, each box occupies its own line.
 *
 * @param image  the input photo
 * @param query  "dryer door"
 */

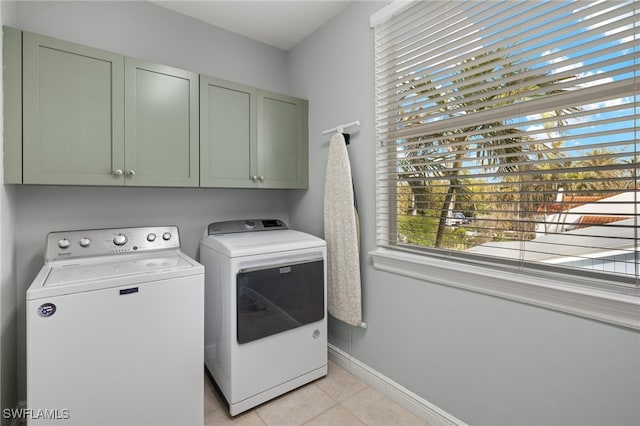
xmin=236 ymin=258 xmax=324 ymax=344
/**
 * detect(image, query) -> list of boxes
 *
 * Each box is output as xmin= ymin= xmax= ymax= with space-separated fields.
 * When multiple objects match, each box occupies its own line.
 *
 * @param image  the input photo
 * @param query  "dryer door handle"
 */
xmin=238 ymin=257 xmax=324 ymax=274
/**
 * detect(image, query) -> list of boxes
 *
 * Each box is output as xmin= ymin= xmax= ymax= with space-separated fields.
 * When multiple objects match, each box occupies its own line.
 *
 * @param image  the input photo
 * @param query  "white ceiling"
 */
xmin=151 ymin=1 xmax=352 ymax=51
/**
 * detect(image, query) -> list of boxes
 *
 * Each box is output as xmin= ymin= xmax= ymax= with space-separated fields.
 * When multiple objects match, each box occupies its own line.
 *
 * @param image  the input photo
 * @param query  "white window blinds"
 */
xmin=374 ymin=1 xmax=639 ymax=288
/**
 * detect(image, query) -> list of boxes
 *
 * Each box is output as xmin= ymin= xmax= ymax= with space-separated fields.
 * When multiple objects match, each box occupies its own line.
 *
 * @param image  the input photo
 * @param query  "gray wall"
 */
xmin=8 ymin=0 xmax=293 ymax=403
xmin=1 ymin=2 xmax=18 ymax=424
xmin=13 ymin=1 xmax=289 ymax=93
xmin=287 ymin=2 xmax=640 ymax=426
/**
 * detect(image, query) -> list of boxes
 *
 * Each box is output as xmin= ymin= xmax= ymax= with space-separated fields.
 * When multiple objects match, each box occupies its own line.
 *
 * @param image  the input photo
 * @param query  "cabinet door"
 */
xmin=124 ymin=59 xmax=199 ymax=187
xmin=22 ymin=32 xmax=125 ymax=185
xmin=200 ymin=76 xmax=257 ymax=188
xmin=257 ymin=91 xmax=308 ymax=189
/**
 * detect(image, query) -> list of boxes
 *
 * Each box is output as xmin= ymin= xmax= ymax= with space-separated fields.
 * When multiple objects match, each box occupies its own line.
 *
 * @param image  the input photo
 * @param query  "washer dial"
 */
xmin=113 ymin=234 xmax=128 ymax=246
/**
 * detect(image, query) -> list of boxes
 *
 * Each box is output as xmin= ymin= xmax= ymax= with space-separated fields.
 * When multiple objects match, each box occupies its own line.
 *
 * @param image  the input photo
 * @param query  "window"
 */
xmin=373 ymin=0 xmax=639 ymax=291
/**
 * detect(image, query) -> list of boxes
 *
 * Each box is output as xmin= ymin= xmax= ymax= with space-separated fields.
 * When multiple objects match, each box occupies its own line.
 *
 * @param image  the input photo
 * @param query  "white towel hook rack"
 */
xmin=322 ymin=120 xmax=360 ymax=135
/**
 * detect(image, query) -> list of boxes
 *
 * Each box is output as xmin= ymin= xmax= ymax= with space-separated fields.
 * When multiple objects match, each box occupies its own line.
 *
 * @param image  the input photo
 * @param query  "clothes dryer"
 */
xmin=200 ymin=219 xmax=327 ymax=416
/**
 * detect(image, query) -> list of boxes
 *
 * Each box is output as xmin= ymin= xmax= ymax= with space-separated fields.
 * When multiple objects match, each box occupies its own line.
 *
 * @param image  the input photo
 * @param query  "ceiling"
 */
xmin=151 ymin=1 xmax=352 ymax=51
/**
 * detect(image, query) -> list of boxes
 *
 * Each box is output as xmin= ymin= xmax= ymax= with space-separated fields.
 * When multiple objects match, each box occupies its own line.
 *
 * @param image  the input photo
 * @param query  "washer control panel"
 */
xmin=45 ymin=226 xmax=180 ymax=262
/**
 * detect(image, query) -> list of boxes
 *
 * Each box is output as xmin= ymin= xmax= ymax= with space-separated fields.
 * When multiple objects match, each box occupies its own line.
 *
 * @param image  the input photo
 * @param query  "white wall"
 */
xmin=8 ymin=0 xmax=295 ymax=403
xmin=287 ymin=2 xmax=640 ymax=425
xmin=1 ymin=2 xmax=18 ymax=424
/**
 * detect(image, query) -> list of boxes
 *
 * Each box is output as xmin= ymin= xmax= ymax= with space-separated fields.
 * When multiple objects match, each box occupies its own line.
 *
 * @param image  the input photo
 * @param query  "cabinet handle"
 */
xmin=126 ymin=170 xmax=135 ymax=177
xmin=251 ymin=176 xmax=258 ymax=182
xmin=258 ymin=176 xmax=265 ymax=182
xmin=113 ymin=169 xmax=123 ymax=177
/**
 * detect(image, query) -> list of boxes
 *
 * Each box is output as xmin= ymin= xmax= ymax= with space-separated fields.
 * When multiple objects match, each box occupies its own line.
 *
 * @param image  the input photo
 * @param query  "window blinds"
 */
xmin=374 ymin=0 xmax=638 ymax=286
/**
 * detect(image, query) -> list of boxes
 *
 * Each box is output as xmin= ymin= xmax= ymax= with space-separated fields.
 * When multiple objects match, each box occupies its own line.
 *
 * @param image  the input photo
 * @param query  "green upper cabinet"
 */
xmin=257 ymin=91 xmax=308 ymax=189
xmin=8 ymin=27 xmax=307 ymax=189
xmin=200 ymin=77 xmax=308 ymax=189
xmin=22 ymin=31 xmax=125 ymax=185
xmin=200 ymin=76 xmax=257 ymax=187
xmin=19 ymin=31 xmax=198 ymax=186
xmin=125 ymin=59 xmax=199 ymax=187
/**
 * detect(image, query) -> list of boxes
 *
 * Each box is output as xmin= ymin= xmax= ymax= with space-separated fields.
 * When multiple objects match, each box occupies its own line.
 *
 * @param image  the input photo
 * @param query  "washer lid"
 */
xmin=201 ymin=229 xmax=325 ymax=257
xmin=45 ymin=252 xmax=193 ymax=287
xmin=27 ymin=251 xmax=203 ymax=300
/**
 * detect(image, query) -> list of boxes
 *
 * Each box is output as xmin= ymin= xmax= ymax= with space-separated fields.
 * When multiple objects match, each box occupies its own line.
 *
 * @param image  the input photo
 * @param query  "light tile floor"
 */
xmin=204 ymin=361 xmax=428 ymax=426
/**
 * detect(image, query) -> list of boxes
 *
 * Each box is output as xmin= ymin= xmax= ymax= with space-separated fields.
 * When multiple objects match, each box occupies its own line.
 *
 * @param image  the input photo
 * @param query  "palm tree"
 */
xmin=571 ymin=148 xmax=631 ymax=191
xmin=394 ymin=48 xmax=581 ymax=248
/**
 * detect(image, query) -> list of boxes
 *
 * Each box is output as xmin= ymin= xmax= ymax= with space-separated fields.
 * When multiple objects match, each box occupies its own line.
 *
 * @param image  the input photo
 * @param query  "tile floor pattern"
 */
xmin=204 ymin=361 xmax=428 ymax=426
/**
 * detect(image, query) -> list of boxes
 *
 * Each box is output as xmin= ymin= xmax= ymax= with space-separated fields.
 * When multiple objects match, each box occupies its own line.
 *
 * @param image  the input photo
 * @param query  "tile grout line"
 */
xmin=254 ymin=406 xmax=268 ymax=425
xmin=302 ymin=375 xmax=371 ymax=426
xmin=337 ymin=386 xmax=376 ymax=426
xmin=299 ymin=381 xmax=342 ymax=426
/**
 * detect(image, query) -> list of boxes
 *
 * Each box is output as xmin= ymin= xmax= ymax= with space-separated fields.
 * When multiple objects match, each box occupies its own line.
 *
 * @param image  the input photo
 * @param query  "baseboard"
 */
xmin=328 ymin=344 xmax=467 ymax=426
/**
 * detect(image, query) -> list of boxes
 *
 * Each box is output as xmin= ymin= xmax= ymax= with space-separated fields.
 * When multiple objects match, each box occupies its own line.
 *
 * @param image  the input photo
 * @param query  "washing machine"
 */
xmin=26 ymin=226 xmax=203 ymax=425
xmin=199 ymin=219 xmax=327 ymax=416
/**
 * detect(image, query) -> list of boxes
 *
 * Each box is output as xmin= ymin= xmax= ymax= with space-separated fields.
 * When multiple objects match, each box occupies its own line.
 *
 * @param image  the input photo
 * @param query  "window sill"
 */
xmin=370 ymin=248 xmax=640 ymax=330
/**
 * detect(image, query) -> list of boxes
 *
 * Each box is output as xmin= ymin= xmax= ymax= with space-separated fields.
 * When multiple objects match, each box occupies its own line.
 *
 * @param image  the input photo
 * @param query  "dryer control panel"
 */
xmin=45 ymin=226 xmax=181 ymax=262
xmin=207 ymin=219 xmax=287 ymax=235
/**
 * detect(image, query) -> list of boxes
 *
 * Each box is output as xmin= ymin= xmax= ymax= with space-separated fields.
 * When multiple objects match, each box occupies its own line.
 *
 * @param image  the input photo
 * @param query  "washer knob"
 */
xmin=147 ymin=233 xmax=157 ymax=242
xmin=162 ymin=232 xmax=172 ymax=241
xmin=79 ymin=237 xmax=91 ymax=248
xmin=58 ymin=238 xmax=71 ymax=249
xmin=113 ymin=234 xmax=128 ymax=246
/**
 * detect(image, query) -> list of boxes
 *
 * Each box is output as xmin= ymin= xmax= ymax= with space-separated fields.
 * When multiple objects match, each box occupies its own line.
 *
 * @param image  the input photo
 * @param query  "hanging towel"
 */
xmin=323 ymin=133 xmax=362 ymax=326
